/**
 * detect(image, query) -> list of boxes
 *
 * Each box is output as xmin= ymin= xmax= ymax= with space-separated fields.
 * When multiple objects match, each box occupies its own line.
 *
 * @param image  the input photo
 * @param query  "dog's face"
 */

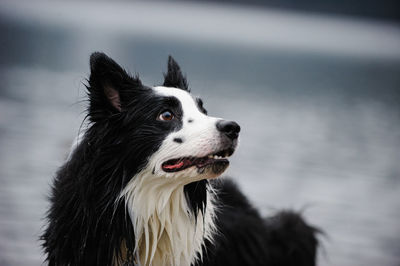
xmin=88 ymin=53 xmax=239 ymax=185
xmin=150 ymin=85 xmax=239 ymax=181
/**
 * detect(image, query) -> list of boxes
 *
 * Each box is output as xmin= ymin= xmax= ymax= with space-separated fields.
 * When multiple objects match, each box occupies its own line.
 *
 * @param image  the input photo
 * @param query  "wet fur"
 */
xmin=41 ymin=52 xmax=319 ymax=266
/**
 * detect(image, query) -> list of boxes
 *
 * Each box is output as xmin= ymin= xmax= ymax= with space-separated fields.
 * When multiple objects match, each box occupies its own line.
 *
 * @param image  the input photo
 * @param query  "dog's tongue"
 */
xmin=162 ymin=158 xmax=210 ymax=171
xmin=162 ymin=157 xmax=225 ymax=172
xmin=163 ymin=158 xmax=196 ymax=170
xmin=163 ymin=161 xmax=185 ymax=170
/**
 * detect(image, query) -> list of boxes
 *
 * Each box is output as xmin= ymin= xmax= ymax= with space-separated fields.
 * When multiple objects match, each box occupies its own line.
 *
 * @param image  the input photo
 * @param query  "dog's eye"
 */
xmin=158 ymin=110 xmax=175 ymax=121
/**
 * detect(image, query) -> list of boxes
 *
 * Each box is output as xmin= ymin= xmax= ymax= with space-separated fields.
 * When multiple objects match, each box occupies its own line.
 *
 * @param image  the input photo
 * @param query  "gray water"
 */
xmin=0 ymin=1 xmax=400 ymax=266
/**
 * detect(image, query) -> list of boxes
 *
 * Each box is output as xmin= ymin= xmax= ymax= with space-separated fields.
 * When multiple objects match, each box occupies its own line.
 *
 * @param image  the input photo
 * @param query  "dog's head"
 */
xmin=87 ymin=52 xmax=240 ymax=185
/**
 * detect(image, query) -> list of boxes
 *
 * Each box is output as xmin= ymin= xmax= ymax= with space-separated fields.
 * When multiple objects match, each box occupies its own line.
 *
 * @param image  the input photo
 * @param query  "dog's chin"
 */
xmin=195 ymin=160 xmax=230 ymax=179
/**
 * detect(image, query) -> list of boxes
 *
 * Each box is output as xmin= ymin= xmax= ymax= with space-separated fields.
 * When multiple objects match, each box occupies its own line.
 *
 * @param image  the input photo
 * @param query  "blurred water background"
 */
xmin=0 ymin=0 xmax=399 ymax=265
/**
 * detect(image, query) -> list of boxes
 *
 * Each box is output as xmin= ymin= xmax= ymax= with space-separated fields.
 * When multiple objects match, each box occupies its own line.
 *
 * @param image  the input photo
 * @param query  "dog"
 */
xmin=41 ymin=52 xmax=318 ymax=266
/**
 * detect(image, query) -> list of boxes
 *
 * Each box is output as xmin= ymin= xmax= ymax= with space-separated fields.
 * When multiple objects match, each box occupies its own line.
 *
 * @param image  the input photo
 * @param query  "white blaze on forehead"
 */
xmin=153 ymin=86 xmax=206 ymax=120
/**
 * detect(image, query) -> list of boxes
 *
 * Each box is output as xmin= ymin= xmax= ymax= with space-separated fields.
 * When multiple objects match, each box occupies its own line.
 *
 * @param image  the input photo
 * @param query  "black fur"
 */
xmin=184 ymin=179 xmax=209 ymax=221
xmin=198 ymin=179 xmax=319 ymax=266
xmin=163 ymin=55 xmax=190 ymax=91
xmin=173 ymin=137 xmax=183 ymax=143
xmin=42 ymin=52 xmax=186 ymax=265
xmin=195 ymin=98 xmax=208 ymax=115
xmin=42 ymin=52 xmax=319 ymax=266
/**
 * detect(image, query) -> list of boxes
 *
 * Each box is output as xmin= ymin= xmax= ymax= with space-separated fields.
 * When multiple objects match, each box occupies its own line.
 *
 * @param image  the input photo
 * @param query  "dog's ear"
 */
xmin=88 ymin=52 xmax=142 ymax=116
xmin=163 ymin=56 xmax=189 ymax=91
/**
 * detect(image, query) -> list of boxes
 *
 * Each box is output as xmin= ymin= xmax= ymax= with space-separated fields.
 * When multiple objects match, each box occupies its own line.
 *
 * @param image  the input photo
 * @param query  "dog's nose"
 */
xmin=216 ymin=120 xmax=240 ymax=140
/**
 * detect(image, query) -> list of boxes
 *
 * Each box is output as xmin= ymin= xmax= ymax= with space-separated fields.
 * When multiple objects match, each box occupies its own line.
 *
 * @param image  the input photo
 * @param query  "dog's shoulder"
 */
xmin=200 ymin=178 xmax=319 ymax=266
xmin=211 ymin=178 xmax=260 ymax=215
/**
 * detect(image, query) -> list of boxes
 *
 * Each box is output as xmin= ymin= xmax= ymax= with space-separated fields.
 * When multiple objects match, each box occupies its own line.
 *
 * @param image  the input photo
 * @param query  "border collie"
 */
xmin=42 ymin=52 xmax=318 ymax=266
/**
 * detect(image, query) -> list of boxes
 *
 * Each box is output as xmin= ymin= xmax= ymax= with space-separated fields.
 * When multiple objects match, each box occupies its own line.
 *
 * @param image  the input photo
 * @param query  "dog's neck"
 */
xmin=120 ymin=168 xmax=216 ymax=266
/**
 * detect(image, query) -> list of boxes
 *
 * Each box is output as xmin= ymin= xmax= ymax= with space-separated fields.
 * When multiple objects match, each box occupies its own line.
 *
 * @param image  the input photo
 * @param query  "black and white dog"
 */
xmin=42 ymin=52 xmax=318 ymax=266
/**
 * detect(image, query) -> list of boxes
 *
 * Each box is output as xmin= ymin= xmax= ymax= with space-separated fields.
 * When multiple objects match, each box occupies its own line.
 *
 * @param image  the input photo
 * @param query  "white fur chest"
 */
xmin=120 ymin=169 xmax=216 ymax=266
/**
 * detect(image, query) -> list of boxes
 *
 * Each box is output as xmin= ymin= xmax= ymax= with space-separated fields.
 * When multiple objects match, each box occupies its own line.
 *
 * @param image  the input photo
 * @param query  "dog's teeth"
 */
xmin=209 ymin=154 xmax=227 ymax=160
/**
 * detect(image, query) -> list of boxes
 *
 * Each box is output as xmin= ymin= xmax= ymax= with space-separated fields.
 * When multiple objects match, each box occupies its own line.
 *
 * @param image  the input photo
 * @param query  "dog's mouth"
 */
xmin=161 ymin=148 xmax=234 ymax=173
